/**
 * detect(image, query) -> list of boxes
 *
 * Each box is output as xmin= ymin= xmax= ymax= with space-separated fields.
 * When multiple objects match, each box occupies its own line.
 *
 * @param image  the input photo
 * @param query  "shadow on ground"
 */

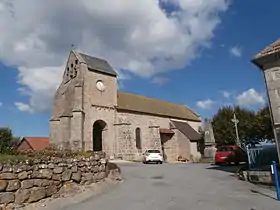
xmin=251 ymin=189 xmax=277 ymax=201
xmin=206 ymin=163 xmax=246 ymax=174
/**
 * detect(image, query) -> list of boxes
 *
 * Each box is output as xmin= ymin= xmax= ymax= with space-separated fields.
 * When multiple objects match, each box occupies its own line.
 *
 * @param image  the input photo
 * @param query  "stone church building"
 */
xmin=50 ymin=50 xmax=203 ymax=162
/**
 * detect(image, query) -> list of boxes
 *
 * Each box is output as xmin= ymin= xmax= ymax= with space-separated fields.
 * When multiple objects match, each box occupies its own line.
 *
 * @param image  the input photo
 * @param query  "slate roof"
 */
xmin=78 ymin=52 xmax=117 ymax=76
xmin=254 ymin=39 xmax=280 ymax=59
xmin=20 ymin=137 xmax=49 ymax=151
xmin=117 ymin=91 xmax=201 ymax=122
xmin=171 ymin=120 xmax=201 ymax=141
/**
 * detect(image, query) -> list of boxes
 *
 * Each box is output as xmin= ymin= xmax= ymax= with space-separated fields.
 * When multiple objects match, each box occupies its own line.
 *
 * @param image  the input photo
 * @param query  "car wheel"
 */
xmin=159 ymin=161 xmax=163 ymax=164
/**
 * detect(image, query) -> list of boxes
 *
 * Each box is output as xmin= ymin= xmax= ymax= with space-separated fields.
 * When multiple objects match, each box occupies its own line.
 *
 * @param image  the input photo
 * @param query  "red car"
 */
xmin=215 ymin=145 xmax=247 ymax=165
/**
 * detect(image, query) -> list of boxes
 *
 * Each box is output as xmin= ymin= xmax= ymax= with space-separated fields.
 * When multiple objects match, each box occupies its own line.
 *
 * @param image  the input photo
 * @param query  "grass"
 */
xmin=0 ymin=153 xmax=29 ymax=163
xmin=0 ymin=150 xmax=104 ymax=164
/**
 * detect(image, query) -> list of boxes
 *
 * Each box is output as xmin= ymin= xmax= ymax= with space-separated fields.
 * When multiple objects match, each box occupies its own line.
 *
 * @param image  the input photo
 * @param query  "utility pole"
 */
xmin=231 ymin=109 xmax=241 ymax=147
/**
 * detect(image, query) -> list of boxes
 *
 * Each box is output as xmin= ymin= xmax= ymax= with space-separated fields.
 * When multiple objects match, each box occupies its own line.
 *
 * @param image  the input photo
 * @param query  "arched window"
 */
xmin=135 ymin=128 xmax=141 ymax=149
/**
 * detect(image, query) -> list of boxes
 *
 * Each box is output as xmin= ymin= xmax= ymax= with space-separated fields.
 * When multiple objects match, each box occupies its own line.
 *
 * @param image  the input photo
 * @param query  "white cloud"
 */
xmin=151 ymin=76 xmax=169 ymax=85
xmin=196 ymin=99 xmax=215 ymax=109
xmin=221 ymin=90 xmax=231 ymax=98
xmin=0 ymin=102 xmax=3 ymax=107
xmin=236 ymin=88 xmax=265 ymax=107
xmin=230 ymin=46 xmax=242 ymax=57
xmin=14 ymin=102 xmax=34 ymax=113
xmin=0 ymin=0 xmax=229 ymax=113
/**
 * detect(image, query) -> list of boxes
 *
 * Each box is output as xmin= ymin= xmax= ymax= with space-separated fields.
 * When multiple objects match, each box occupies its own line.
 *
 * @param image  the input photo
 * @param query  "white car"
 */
xmin=143 ymin=149 xmax=164 ymax=164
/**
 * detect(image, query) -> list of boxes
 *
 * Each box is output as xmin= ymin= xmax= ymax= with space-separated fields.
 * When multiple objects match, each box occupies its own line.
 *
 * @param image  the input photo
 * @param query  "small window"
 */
xmin=71 ymin=63 xmax=74 ymax=68
xmin=75 ymin=60 xmax=78 ymax=65
xmin=135 ymin=128 xmax=141 ymax=149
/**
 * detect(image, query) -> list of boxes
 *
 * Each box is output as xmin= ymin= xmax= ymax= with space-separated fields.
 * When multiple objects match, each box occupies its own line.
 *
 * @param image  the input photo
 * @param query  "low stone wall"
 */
xmin=239 ymin=170 xmax=273 ymax=185
xmin=0 ymin=152 xmax=107 ymax=206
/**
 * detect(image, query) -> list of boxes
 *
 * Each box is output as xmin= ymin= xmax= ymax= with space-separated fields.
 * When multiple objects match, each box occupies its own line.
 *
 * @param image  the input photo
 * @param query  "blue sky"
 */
xmin=0 ymin=0 xmax=279 ymax=137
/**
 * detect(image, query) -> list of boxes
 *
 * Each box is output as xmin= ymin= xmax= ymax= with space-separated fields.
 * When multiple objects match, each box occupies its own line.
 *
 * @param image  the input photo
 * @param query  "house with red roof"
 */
xmin=17 ymin=137 xmax=49 ymax=151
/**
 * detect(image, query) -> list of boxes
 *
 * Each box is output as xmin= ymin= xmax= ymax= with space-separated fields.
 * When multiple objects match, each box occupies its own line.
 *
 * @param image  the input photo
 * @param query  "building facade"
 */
xmin=50 ymin=50 xmax=203 ymax=162
xmin=252 ymin=39 xmax=280 ymax=162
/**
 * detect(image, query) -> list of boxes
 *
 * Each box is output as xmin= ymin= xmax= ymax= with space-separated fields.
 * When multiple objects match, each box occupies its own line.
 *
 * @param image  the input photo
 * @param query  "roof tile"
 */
xmin=78 ymin=52 xmax=117 ymax=76
xmin=22 ymin=137 xmax=49 ymax=151
xmin=117 ymin=91 xmax=200 ymax=121
xmin=254 ymin=39 xmax=280 ymax=59
xmin=171 ymin=120 xmax=201 ymax=141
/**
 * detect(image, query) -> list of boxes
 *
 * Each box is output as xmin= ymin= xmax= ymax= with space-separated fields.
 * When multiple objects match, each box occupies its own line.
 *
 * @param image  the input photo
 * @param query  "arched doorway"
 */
xmin=93 ymin=120 xmax=107 ymax=151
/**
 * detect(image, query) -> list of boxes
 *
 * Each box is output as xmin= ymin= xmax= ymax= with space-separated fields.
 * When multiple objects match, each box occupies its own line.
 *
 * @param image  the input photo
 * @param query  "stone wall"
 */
xmin=116 ymin=111 xmax=202 ymax=162
xmin=0 ymin=152 xmax=107 ymax=206
xmin=239 ymin=170 xmax=274 ymax=185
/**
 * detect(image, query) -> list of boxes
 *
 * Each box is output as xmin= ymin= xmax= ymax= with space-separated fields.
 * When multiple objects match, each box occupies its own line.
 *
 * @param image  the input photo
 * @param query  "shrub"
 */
xmin=0 ymin=127 xmax=20 ymax=153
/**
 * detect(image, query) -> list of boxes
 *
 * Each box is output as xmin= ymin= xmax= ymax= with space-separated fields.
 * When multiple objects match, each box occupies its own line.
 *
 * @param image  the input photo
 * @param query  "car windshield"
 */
xmin=217 ymin=147 xmax=233 ymax=152
xmin=147 ymin=150 xmax=161 ymax=153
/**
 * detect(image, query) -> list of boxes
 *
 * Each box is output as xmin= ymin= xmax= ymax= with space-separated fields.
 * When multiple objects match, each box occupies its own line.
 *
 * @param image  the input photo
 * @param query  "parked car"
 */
xmin=143 ymin=149 xmax=163 ymax=164
xmin=214 ymin=145 xmax=247 ymax=165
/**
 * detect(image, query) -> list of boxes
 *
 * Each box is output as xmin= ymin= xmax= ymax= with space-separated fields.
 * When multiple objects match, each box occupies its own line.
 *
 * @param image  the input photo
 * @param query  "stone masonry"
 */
xmin=50 ymin=50 xmax=203 ymax=162
xmin=0 ymin=152 xmax=107 ymax=206
xmin=252 ymin=39 xmax=280 ymax=162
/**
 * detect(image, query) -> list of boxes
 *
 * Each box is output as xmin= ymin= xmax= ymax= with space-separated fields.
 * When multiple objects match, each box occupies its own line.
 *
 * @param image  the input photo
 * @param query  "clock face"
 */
xmin=96 ymin=80 xmax=106 ymax=92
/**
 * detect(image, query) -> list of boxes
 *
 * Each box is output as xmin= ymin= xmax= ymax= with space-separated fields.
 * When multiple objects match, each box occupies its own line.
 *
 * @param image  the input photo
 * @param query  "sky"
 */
xmin=0 ymin=0 xmax=279 ymax=137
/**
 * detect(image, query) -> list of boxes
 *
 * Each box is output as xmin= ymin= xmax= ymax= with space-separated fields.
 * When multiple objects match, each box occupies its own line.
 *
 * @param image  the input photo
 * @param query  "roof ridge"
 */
xmin=24 ymin=137 xmax=48 ymax=138
xmin=117 ymin=91 xmax=200 ymax=121
xmin=254 ymin=38 xmax=280 ymax=59
xmin=77 ymin=51 xmax=108 ymax=62
xmin=118 ymin=91 xmax=188 ymax=108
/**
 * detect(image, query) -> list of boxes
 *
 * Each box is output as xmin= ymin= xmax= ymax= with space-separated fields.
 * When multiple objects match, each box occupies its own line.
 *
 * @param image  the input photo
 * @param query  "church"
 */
xmin=50 ymin=50 xmax=203 ymax=162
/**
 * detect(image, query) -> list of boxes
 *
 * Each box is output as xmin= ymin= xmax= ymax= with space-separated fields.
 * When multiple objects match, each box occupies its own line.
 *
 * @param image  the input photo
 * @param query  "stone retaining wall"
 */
xmin=0 ymin=152 xmax=107 ymax=206
xmin=239 ymin=170 xmax=273 ymax=185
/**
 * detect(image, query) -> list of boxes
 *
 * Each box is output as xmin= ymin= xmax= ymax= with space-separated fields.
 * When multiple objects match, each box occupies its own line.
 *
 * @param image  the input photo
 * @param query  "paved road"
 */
xmin=61 ymin=163 xmax=280 ymax=210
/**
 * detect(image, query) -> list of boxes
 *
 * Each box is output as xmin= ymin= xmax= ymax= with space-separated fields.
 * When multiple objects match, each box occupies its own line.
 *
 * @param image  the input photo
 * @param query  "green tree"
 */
xmin=254 ymin=105 xmax=274 ymax=141
xmin=212 ymin=105 xmax=275 ymax=146
xmin=234 ymin=106 xmax=257 ymax=143
xmin=212 ymin=106 xmax=259 ymax=146
xmin=0 ymin=127 xmax=19 ymax=153
xmin=212 ymin=106 xmax=236 ymax=146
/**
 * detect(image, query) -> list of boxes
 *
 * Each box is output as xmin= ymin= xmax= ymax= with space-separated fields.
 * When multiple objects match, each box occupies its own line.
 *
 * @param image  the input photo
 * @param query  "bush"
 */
xmin=0 ymin=127 xmax=20 ymax=153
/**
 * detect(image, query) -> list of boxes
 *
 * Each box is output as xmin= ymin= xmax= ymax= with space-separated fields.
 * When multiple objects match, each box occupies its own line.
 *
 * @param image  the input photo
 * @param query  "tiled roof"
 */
xmin=22 ymin=137 xmax=49 ymax=151
xmin=117 ymin=91 xmax=200 ymax=122
xmin=78 ymin=52 xmax=117 ymax=76
xmin=171 ymin=120 xmax=201 ymax=141
xmin=254 ymin=39 xmax=280 ymax=59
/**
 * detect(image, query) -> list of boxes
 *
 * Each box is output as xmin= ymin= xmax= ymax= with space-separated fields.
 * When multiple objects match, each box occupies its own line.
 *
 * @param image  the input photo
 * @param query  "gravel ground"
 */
xmin=31 ymin=163 xmax=280 ymax=210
